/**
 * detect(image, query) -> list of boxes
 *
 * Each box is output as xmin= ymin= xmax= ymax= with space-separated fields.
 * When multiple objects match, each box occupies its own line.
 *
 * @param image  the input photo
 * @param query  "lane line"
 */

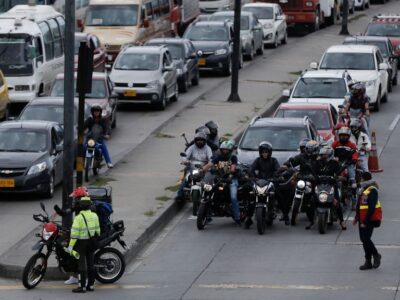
xmin=389 ymin=114 xmax=400 ymax=131
xmin=198 ymin=284 xmax=351 ymax=291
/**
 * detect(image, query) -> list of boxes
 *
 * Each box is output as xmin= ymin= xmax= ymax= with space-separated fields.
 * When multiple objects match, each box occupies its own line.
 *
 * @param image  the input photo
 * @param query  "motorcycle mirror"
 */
xmin=54 ymin=204 xmax=62 ymax=215
xmin=40 ymin=202 xmax=46 ymax=212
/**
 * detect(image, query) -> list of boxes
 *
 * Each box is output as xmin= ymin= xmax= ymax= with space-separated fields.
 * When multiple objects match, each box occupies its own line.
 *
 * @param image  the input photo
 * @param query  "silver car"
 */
xmin=110 ymin=45 xmax=179 ymax=110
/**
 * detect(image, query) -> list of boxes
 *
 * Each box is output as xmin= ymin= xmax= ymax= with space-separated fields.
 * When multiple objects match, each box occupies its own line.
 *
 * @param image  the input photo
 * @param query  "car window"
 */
xmin=330 ymin=106 xmax=338 ymax=125
xmin=54 ymin=125 xmax=64 ymax=144
xmin=365 ymin=23 xmax=400 ymax=37
xmin=209 ymin=15 xmax=250 ymax=30
xmin=292 ymin=78 xmax=347 ymax=99
xmin=376 ymin=50 xmax=384 ymax=64
xmin=114 ymin=53 xmax=160 ymax=70
xmin=309 ymin=122 xmax=319 ymax=140
xmin=184 ymin=25 xmax=229 ymax=41
xmin=320 ymin=52 xmax=375 ymax=70
xmin=51 ymin=78 xmax=107 ymax=99
xmin=0 ymin=129 xmax=48 ymax=152
xmin=242 ymin=6 xmax=273 ymax=20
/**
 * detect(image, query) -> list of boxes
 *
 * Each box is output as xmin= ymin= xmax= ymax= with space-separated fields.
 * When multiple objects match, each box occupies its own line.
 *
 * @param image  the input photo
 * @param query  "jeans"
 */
xmin=230 ymin=179 xmax=240 ymax=221
xmin=177 ymin=166 xmax=190 ymax=198
xmin=350 ymin=108 xmax=369 ymax=136
xmin=84 ymin=140 xmax=112 ymax=164
xmin=347 ymin=164 xmax=356 ymax=181
xmin=359 ymin=225 xmax=378 ymax=260
xmin=358 ymin=154 xmax=369 ymax=172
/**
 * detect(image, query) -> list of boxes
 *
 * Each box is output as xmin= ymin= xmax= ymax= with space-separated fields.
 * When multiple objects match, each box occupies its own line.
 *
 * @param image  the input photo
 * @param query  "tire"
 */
xmin=239 ymin=52 xmax=244 ymax=69
xmin=393 ymin=72 xmax=398 ymax=86
xmin=256 ymin=42 xmax=264 ymax=55
xmin=178 ymin=75 xmax=188 ymax=93
xmin=350 ymin=2 xmax=355 ymax=14
xmin=85 ymin=156 xmax=92 ymax=182
xmin=44 ymin=173 xmax=55 ymax=199
xmin=309 ymin=9 xmax=320 ymax=32
xmin=223 ymin=58 xmax=232 ymax=76
xmin=374 ymin=90 xmax=381 ymax=111
xmin=366 ymin=0 xmax=369 ymax=8
xmin=272 ymin=36 xmax=278 ymax=48
xmin=22 ymin=253 xmax=47 ymax=289
xmin=318 ymin=212 xmax=327 ymax=234
xmin=170 ymin=83 xmax=179 ymax=102
xmin=94 ymin=247 xmax=125 ymax=284
xmin=281 ymin=31 xmax=288 ymax=45
xmin=191 ymin=70 xmax=200 ymax=86
xmin=382 ymin=90 xmax=388 ymax=103
xmin=2 ymin=105 xmax=9 ymax=121
xmin=256 ymin=206 xmax=266 ymax=235
xmin=191 ymin=190 xmax=201 ymax=216
xmin=111 ymin=109 xmax=117 ymax=129
xmin=197 ymin=203 xmax=207 ymax=230
xmin=156 ymin=90 xmax=167 ymax=110
xmin=326 ymin=8 xmax=336 ymax=26
xmin=388 ymin=74 xmax=393 ymax=93
xmin=246 ymin=44 xmax=254 ymax=60
xmin=291 ymin=198 xmax=301 ymax=226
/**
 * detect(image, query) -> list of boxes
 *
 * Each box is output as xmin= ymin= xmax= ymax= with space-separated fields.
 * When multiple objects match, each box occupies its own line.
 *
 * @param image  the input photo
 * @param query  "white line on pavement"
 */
xmin=198 ymin=283 xmax=351 ymax=290
xmin=389 ymin=114 xmax=400 ymax=131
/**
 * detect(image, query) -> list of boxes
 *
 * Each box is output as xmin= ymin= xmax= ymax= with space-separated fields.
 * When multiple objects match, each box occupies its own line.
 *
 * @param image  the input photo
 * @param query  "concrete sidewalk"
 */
xmin=0 ymin=3 xmax=387 ymax=279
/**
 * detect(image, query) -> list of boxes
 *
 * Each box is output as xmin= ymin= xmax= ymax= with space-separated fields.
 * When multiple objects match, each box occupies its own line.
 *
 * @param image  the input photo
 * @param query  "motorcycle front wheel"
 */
xmin=22 ymin=253 xmax=47 ymax=289
xmin=197 ymin=203 xmax=208 ymax=230
xmin=256 ymin=206 xmax=266 ymax=235
xmin=291 ymin=198 xmax=301 ymax=226
xmin=85 ymin=156 xmax=93 ymax=182
xmin=94 ymin=247 xmax=125 ymax=284
xmin=191 ymin=190 xmax=201 ymax=216
xmin=318 ymin=212 xmax=327 ymax=234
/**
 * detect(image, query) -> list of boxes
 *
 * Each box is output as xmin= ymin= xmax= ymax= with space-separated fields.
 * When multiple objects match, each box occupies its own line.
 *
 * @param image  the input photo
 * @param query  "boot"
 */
xmin=373 ymin=253 xmax=382 ymax=269
xmin=359 ymin=259 xmax=373 ymax=270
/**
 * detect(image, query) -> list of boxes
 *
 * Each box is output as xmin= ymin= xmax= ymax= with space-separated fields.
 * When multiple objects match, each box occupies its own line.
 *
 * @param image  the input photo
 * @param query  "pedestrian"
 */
xmin=353 ymin=172 xmax=382 ymax=270
xmin=65 ymin=196 xmax=100 ymax=293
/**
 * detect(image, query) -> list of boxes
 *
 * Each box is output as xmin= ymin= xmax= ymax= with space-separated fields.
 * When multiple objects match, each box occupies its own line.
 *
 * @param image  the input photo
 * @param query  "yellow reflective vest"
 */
xmin=69 ymin=210 xmax=100 ymax=248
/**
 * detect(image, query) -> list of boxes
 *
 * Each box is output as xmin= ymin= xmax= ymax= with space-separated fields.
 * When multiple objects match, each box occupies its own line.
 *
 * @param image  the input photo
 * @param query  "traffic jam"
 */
xmin=0 ymin=0 xmax=397 ymax=292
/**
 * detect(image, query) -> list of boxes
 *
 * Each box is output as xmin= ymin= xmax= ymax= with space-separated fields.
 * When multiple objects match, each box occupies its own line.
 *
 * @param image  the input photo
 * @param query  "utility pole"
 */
xmin=340 ymin=0 xmax=350 ymax=35
xmin=62 ymin=0 xmax=75 ymax=228
xmin=227 ymin=0 xmax=242 ymax=102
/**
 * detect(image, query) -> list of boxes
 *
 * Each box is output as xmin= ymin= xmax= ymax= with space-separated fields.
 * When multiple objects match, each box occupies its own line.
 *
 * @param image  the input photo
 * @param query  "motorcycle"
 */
xmin=22 ymin=203 xmax=126 ymax=289
xmin=252 ymin=179 xmax=275 ymax=235
xmin=290 ymin=174 xmax=315 ymax=226
xmin=85 ymin=124 xmax=106 ymax=182
xmin=315 ymin=175 xmax=338 ymax=234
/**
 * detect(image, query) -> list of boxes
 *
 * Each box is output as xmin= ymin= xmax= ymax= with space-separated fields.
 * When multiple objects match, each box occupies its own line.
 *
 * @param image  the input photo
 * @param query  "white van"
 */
xmin=0 ymin=5 xmax=64 ymax=104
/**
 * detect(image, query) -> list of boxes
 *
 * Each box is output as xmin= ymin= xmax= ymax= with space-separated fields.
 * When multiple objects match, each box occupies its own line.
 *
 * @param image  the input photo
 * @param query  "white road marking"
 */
xmin=389 ymin=114 xmax=400 ymax=131
xmin=198 ymin=283 xmax=351 ymax=291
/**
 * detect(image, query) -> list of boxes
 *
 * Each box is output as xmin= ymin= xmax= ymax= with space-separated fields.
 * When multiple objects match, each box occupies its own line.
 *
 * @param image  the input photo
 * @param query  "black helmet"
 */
xmin=361 ymin=171 xmax=372 ymax=181
xmin=305 ymin=140 xmax=319 ymax=156
xmin=205 ymin=120 xmax=218 ymax=138
xmin=258 ymin=141 xmax=272 ymax=157
xmin=350 ymin=82 xmax=365 ymax=98
xmin=299 ymin=138 xmax=310 ymax=153
xmin=91 ymin=104 xmax=102 ymax=116
xmin=194 ymin=132 xmax=207 ymax=148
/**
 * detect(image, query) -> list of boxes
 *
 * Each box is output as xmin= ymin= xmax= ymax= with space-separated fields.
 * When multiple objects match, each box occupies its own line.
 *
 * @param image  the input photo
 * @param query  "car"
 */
xmin=237 ymin=116 xmax=322 ymax=166
xmin=0 ymin=70 xmax=10 ymax=121
xmin=75 ymin=32 xmax=106 ymax=72
xmin=144 ymin=38 xmax=200 ymax=93
xmin=284 ymin=69 xmax=353 ymax=110
xmin=364 ymin=15 xmax=400 ymax=60
xmin=50 ymin=72 xmax=117 ymax=128
xmin=110 ymin=45 xmax=178 ymax=110
xmin=354 ymin=0 xmax=369 ymax=10
xmin=183 ymin=20 xmax=241 ymax=76
xmin=343 ymin=36 xmax=398 ymax=91
xmin=273 ymin=103 xmax=339 ymax=144
xmin=311 ymin=45 xmax=389 ymax=111
xmin=242 ymin=3 xmax=288 ymax=48
xmin=209 ymin=11 xmax=264 ymax=60
xmin=0 ymin=121 xmax=64 ymax=198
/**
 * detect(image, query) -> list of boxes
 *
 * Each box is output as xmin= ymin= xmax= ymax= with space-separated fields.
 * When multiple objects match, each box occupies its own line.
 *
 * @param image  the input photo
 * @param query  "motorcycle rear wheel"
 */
xmin=197 ymin=203 xmax=207 ymax=230
xmin=291 ymin=199 xmax=301 ymax=226
xmin=85 ymin=157 xmax=93 ymax=182
xmin=256 ymin=207 xmax=266 ymax=235
xmin=191 ymin=190 xmax=201 ymax=216
xmin=318 ymin=212 xmax=327 ymax=234
xmin=94 ymin=247 xmax=125 ymax=284
xmin=22 ymin=253 xmax=47 ymax=289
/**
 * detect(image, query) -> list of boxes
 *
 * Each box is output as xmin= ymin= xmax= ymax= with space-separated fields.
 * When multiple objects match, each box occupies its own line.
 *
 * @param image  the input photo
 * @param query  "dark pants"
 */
xmin=75 ymin=240 xmax=95 ymax=289
xmin=359 ymin=225 xmax=378 ymax=260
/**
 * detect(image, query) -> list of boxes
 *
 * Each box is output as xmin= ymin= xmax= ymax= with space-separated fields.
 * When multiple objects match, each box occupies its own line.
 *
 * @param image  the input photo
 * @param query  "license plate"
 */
xmin=124 ymin=90 xmax=136 ymax=97
xmin=198 ymin=58 xmax=206 ymax=66
xmin=0 ymin=179 xmax=15 ymax=188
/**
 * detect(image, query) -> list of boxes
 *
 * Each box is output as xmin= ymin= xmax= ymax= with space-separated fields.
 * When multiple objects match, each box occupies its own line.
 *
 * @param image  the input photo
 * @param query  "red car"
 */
xmin=75 ymin=33 xmax=106 ymax=72
xmin=273 ymin=103 xmax=339 ymax=144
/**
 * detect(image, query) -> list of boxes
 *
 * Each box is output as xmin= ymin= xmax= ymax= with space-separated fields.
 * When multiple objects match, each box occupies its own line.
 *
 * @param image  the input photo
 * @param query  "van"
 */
xmin=82 ymin=0 xmax=174 ymax=68
xmin=0 ymin=0 xmax=53 ymax=14
xmin=0 ymin=5 xmax=64 ymax=104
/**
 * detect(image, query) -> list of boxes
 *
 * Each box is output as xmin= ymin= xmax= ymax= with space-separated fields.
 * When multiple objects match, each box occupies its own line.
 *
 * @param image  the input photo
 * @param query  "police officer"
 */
xmin=353 ymin=172 xmax=382 ymax=270
xmin=66 ymin=196 xmax=100 ymax=293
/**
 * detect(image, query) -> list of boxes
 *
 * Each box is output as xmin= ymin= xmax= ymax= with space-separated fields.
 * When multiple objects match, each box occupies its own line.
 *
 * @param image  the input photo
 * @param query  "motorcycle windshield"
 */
xmin=256 ymin=179 xmax=269 ymax=187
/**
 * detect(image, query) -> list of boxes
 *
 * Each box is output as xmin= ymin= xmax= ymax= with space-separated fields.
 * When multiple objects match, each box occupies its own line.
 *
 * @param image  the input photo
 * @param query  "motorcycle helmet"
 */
xmin=338 ymin=126 xmax=351 ymax=143
xmin=194 ymin=132 xmax=207 ymax=148
xmin=319 ymin=146 xmax=334 ymax=162
xmin=219 ymin=140 xmax=235 ymax=157
xmin=361 ymin=171 xmax=372 ymax=181
xmin=205 ymin=120 xmax=219 ymax=138
xmin=350 ymin=82 xmax=365 ymax=98
xmin=78 ymin=196 xmax=92 ymax=210
xmin=69 ymin=186 xmax=89 ymax=198
xmin=350 ymin=118 xmax=362 ymax=135
xmin=195 ymin=126 xmax=210 ymax=137
xmin=305 ymin=140 xmax=319 ymax=156
xmin=258 ymin=141 xmax=272 ymax=157
xmin=91 ymin=104 xmax=102 ymax=117
xmin=299 ymin=138 xmax=310 ymax=154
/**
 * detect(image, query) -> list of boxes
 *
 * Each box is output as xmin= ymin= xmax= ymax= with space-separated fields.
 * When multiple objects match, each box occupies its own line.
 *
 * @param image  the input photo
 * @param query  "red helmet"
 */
xmin=69 ymin=186 xmax=88 ymax=198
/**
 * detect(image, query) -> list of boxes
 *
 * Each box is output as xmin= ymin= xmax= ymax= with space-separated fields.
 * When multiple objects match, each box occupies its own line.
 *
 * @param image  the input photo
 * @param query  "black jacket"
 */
xmin=250 ymin=157 xmax=280 ymax=180
xmin=285 ymin=153 xmax=317 ymax=176
xmin=84 ymin=116 xmax=110 ymax=141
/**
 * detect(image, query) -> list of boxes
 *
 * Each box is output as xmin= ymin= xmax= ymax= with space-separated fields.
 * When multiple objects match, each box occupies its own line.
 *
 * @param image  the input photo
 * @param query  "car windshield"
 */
xmin=293 ymin=78 xmax=347 ymax=99
xmin=275 ymin=109 xmax=331 ymax=130
xmin=0 ymin=35 xmax=33 ymax=76
xmin=51 ymin=78 xmax=107 ymax=98
xmin=85 ymin=5 xmax=138 ymax=26
xmin=242 ymin=7 xmax=273 ymax=19
xmin=209 ymin=15 xmax=249 ymax=30
xmin=184 ymin=26 xmax=229 ymax=41
xmin=147 ymin=43 xmax=184 ymax=60
xmin=19 ymin=105 xmax=77 ymax=124
xmin=0 ymin=129 xmax=47 ymax=152
xmin=343 ymin=40 xmax=389 ymax=57
xmin=320 ymin=52 xmax=375 ymax=70
xmin=240 ymin=126 xmax=308 ymax=151
xmin=365 ymin=23 xmax=400 ymax=37
xmin=114 ymin=53 xmax=160 ymax=70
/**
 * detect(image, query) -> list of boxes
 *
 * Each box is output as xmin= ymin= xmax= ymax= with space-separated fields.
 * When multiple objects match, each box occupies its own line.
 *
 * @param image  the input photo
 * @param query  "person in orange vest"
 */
xmin=353 ymin=171 xmax=382 ymax=270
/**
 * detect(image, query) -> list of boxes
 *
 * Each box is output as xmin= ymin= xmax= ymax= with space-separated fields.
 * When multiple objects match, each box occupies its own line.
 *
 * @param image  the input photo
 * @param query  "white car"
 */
xmin=284 ymin=70 xmax=353 ymax=110
xmin=242 ymin=3 xmax=287 ymax=48
xmin=311 ymin=45 xmax=389 ymax=111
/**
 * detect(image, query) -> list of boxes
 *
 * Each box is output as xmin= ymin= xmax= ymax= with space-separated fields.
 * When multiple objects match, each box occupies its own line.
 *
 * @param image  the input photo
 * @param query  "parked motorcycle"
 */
xmin=315 ymin=175 xmax=338 ymax=234
xmin=22 ymin=203 xmax=126 ymax=289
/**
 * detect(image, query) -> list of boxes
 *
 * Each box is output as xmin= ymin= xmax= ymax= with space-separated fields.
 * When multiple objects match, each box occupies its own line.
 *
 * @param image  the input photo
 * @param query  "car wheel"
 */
xmin=239 ymin=52 xmax=244 ymax=69
xmin=2 ymin=105 xmax=9 ymax=121
xmin=178 ymin=75 xmax=188 ymax=93
xmin=382 ymin=89 xmax=388 ymax=103
xmin=256 ymin=41 xmax=264 ymax=55
xmin=388 ymin=76 xmax=392 ymax=93
xmin=44 ymin=173 xmax=55 ymax=199
xmin=155 ymin=90 xmax=167 ymax=110
xmin=111 ymin=109 xmax=117 ymax=129
xmin=223 ymin=58 xmax=232 ymax=76
xmin=350 ymin=2 xmax=355 ymax=14
xmin=309 ymin=9 xmax=320 ymax=32
xmin=281 ymin=31 xmax=288 ymax=45
xmin=374 ymin=89 xmax=381 ymax=111
xmin=272 ymin=35 xmax=278 ymax=48
xmin=171 ymin=83 xmax=179 ymax=102
xmin=191 ymin=71 xmax=200 ymax=86
xmin=365 ymin=0 xmax=369 ymax=8
xmin=246 ymin=44 xmax=254 ymax=60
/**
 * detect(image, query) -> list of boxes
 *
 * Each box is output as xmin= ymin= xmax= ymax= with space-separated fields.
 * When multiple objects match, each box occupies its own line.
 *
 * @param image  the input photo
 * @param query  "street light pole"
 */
xmin=62 ymin=0 xmax=75 ymax=228
xmin=227 ymin=0 xmax=242 ymax=102
xmin=340 ymin=0 xmax=350 ymax=35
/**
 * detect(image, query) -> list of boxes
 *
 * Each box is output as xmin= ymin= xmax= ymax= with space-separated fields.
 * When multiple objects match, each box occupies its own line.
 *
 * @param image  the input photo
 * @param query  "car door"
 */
xmin=187 ymin=41 xmax=198 ymax=80
xmin=388 ymin=40 xmax=398 ymax=77
xmin=376 ymin=50 xmax=389 ymax=95
xmin=106 ymin=76 xmax=117 ymax=117
xmin=162 ymin=52 xmax=174 ymax=97
xmin=252 ymin=16 xmax=263 ymax=50
xmin=50 ymin=126 xmax=63 ymax=184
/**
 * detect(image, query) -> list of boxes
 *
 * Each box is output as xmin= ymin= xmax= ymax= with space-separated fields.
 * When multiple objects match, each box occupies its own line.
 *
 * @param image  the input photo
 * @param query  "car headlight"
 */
xmin=263 ymin=23 xmax=273 ymax=29
xmin=364 ymin=80 xmax=376 ymax=87
xmin=27 ymin=162 xmax=47 ymax=175
xmin=319 ymin=192 xmax=328 ymax=203
xmin=204 ymin=184 xmax=213 ymax=192
xmin=214 ymin=48 xmax=227 ymax=55
xmin=147 ymin=80 xmax=159 ymax=88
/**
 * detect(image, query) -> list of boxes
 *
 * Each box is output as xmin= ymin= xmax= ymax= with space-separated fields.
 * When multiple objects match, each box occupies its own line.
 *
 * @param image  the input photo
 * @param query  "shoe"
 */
xmin=107 ymin=163 xmax=114 ymax=168
xmin=244 ymin=218 xmax=253 ymax=229
xmin=305 ymin=222 xmax=314 ymax=230
xmin=373 ymin=253 xmax=382 ymax=269
xmin=206 ymin=217 xmax=213 ymax=224
xmin=359 ymin=260 xmax=373 ymax=270
xmin=72 ymin=287 xmax=86 ymax=293
xmin=64 ymin=276 xmax=79 ymax=285
xmin=340 ymin=222 xmax=347 ymax=230
xmin=86 ymin=286 xmax=95 ymax=292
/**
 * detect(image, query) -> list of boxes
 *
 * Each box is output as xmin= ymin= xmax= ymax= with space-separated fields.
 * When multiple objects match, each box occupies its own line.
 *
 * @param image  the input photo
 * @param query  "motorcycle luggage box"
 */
xmin=87 ymin=185 xmax=112 ymax=204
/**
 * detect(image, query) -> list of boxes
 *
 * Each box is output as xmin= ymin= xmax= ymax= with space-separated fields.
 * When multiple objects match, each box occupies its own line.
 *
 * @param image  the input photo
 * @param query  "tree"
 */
xmin=340 ymin=0 xmax=350 ymax=35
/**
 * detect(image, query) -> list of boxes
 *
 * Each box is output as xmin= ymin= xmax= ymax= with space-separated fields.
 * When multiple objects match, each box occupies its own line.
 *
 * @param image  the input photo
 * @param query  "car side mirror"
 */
xmin=282 ymin=89 xmax=291 ymax=97
xmin=55 ymin=144 xmax=63 ymax=153
xmin=8 ymin=86 xmax=13 ymax=91
xmin=338 ymin=104 xmax=344 ymax=109
xmin=309 ymin=61 xmax=318 ymax=69
xmin=379 ymin=62 xmax=389 ymax=70
xmin=188 ymin=53 xmax=197 ymax=59
xmin=276 ymin=15 xmax=283 ymax=20
xmin=110 ymin=92 xmax=118 ymax=98
xmin=163 ymin=65 xmax=173 ymax=72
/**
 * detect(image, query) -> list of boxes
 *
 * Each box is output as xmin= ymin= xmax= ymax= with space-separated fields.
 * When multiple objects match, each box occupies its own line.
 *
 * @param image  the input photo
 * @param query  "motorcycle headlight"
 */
xmin=27 ymin=162 xmax=47 ymax=175
xmin=364 ymin=80 xmax=376 ymax=87
xmin=256 ymin=186 xmax=268 ymax=195
xmin=192 ymin=170 xmax=200 ymax=176
xmin=297 ymin=180 xmax=306 ymax=189
xmin=87 ymin=139 xmax=96 ymax=147
xmin=214 ymin=48 xmax=227 ymax=56
xmin=319 ymin=192 xmax=328 ymax=203
xmin=204 ymin=184 xmax=213 ymax=192
xmin=42 ymin=228 xmax=53 ymax=241
xmin=147 ymin=80 xmax=159 ymax=88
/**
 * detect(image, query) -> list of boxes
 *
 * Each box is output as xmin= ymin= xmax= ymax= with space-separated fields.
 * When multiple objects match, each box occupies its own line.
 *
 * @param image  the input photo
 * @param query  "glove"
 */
xmin=63 ymin=246 xmax=80 ymax=259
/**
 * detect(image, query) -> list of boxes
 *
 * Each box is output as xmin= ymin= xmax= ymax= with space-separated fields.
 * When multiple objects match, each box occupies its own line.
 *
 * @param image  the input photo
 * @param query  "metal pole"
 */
xmin=62 ymin=0 xmax=75 ymax=228
xmin=339 ymin=0 xmax=350 ymax=35
xmin=227 ymin=0 xmax=242 ymax=102
xmin=76 ymin=42 xmax=86 ymax=187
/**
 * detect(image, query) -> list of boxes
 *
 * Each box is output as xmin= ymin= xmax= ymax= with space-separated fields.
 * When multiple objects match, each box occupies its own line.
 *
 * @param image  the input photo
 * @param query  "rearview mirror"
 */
xmin=163 ymin=65 xmax=173 ymax=72
xmin=379 ymin=62 xmax=389 ymax=70
xmin=282 ymin=89 xmax=291 ymax=97
xmin=180 ymin=152 xmax=187 ymax=157
xmin=309 ymin=61 xmax=318 ymax=69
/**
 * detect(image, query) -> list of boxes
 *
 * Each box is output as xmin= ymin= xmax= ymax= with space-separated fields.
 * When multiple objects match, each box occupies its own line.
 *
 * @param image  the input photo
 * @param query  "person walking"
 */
xmin=353 ymin=172 xmax=382 ymax=270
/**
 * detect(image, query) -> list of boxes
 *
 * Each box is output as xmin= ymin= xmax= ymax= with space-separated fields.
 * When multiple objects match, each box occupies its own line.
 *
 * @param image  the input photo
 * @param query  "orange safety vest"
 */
xmin=359 ymin=186 xmax=382 ymax=223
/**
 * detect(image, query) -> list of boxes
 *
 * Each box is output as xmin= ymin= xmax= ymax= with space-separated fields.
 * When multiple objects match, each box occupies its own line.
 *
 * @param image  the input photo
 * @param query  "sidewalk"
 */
xmin=0 ymin=5 xmax=385 ymax=279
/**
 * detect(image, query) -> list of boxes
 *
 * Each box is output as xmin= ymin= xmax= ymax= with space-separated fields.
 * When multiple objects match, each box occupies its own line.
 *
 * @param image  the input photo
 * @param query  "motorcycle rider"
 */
xmin=299 ymin=138 xmax=310 ymax=154
xmin=176 ymin=131 xmax=213 ymax=202
xmin=246 ymin=142 xmax=281 ymax=227
xmin=66 ymin=196 xmax=100 ymax=293
xmin=204 ymin=140 xmax=241 ymax=225
xmin=350 ymin=118 xmax=371 ymax=172
xmin=205 ymin=120 xmax=220 ymax=151
xmin=84 ymin=105 xmax=113 ymax=168
xmin=344 ymin=82 xmax=370 ymax=136
xmin=314 ymin=146 xmax=347 ymax=230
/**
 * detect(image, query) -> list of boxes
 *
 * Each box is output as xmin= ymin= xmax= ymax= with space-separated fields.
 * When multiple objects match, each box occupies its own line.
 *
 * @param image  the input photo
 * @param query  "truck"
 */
xmin=254 ymin=0 xmax=340 ymax=33
xmin=171 ymin=0 xmax=200 ymax=35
